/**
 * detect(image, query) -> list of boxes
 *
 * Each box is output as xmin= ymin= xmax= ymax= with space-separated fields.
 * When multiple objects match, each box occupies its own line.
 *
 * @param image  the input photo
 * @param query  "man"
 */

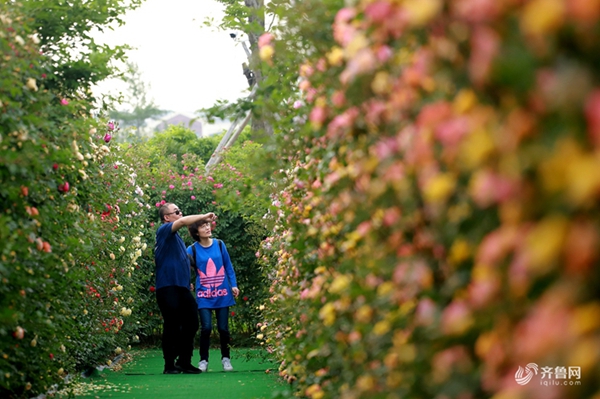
xmin=154 ymin=202 xmax=215 ymax=374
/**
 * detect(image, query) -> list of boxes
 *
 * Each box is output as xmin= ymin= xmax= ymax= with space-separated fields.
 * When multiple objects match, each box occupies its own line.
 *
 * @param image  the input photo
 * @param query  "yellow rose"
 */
xmin=319 ymin=302 xmax=336 ymax=326
xmin=404 ymin=0 xmax=442 ymax=26
xmin=326 ymin=46 xmax=344 ymax=66
xmin=259 ymin=45 xmax=274 ymax=64
xmin=423 ymin=173 xmax=456 ymax=203
xmin=25 ymin=78 xmax=38 ymax=92
xmin=521 ymin=0 xmax=565 ymax=36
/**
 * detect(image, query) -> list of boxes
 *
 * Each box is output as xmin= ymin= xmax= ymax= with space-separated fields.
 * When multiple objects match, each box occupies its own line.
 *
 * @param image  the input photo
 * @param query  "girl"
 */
xmin=187 ymin=218 xmax=239 ymax=372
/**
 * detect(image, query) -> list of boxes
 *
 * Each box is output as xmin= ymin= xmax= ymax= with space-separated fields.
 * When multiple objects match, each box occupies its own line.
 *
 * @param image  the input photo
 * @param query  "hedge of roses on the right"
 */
xmin=256 ymin=1 xmax=600 ymax=398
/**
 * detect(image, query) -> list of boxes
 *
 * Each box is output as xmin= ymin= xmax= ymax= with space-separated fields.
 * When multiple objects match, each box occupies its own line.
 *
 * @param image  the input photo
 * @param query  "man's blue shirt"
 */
xmin=155 ymin=222 xmax=190 ymax=289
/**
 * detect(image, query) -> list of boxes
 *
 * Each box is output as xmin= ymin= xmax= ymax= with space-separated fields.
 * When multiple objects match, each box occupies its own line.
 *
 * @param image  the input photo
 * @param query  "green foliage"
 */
xmin=0 ymin=1 xmax=272 ymax=397
xmin=145 ymin=125 xmax=206 ymax=171
xmin=0 ymin=2 xmax=151 ymax=397
xmin=20 ymin=0 xmax=142 ymax=99
xmin=145 ymin=123 xmax=256 ymax=171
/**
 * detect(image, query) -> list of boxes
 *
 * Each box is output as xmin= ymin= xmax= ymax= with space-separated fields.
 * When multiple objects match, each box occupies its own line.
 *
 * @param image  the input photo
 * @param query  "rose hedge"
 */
xmin=255 ymin=1 xmax=600 ymax=398
xmin=1 ymin=3 xmax=271 ymax=398
xmin=0 ymin=5 xmax=151 ymax=397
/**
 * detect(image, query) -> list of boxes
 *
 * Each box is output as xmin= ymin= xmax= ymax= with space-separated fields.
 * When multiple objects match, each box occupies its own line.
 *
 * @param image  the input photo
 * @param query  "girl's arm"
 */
xmin=220 ymin=240 xmax=239 ymax=298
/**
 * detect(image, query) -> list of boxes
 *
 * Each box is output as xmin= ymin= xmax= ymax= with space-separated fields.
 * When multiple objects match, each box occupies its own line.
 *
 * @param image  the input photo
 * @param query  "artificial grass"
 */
xmin=60 ymin=348 xmax=290 ymax=399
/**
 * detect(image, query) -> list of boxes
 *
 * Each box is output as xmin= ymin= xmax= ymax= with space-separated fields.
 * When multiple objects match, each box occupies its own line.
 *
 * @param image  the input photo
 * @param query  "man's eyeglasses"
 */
xmin=165 ymin=209 xmax=181 ymax=216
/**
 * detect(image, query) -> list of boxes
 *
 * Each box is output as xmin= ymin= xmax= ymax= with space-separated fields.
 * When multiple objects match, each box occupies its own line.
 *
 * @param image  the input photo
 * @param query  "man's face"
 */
xmin=163 ymin=204 xmax=182 ymax=222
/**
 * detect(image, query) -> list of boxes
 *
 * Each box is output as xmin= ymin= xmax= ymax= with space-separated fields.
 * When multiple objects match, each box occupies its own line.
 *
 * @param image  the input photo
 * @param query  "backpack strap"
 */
xmin=193 ymin=243 xmax=197 ymax=266
xmin=217 ymin=239 xmax=224 ymax=257
xmin=189 ymin=243 xmax=198 ymax=282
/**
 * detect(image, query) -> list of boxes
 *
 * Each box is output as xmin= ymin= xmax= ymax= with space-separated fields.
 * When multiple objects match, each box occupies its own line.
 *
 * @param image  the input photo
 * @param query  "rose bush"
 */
xmin=0 ymin=2 xmax=152 ymax=397
xmin=251 ymin=1 xmax=600 ymax=398
xmin=0 ymin=2 xmax=269 ymax=397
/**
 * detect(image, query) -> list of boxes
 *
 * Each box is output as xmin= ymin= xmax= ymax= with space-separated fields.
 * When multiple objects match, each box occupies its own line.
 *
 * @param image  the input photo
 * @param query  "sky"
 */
xmin=93 ymin=0 xmax=251 ymax=117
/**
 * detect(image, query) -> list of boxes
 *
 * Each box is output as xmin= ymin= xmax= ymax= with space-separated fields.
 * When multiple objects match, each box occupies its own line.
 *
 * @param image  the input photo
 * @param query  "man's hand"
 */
xmin=232 ymin=287 xmax=240 ymax=298
xmin=204 ymin=212 xmax=216 ymax=221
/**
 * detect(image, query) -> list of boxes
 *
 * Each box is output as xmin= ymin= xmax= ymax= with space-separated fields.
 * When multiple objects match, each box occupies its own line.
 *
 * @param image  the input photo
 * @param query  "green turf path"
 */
xmin=61 ymin=348 xmax=290 ymax=399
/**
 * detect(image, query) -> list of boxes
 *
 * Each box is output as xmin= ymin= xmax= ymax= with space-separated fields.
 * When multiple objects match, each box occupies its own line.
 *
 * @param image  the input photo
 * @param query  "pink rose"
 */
xmin=258 ymin=32 xmax=274 ymax=48
xmin=585 ymin=89 xmax=600 ymax=148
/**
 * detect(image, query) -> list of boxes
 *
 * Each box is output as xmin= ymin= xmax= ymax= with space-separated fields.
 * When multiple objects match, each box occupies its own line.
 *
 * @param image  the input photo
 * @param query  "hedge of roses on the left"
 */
xmin=0 ymin=4 xmax=150 ymax=398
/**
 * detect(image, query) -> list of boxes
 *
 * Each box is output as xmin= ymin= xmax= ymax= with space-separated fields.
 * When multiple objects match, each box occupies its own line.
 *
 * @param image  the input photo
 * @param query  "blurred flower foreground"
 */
xmin=254 ymin=1 xmax=600 ymax=399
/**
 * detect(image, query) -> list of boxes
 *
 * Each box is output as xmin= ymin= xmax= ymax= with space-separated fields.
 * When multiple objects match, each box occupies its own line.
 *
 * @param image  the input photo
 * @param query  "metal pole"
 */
xmin=241 ymin=41 xmax=251 ymax=59
xmin=205 ymin=86 xmax=258 ymax=173
xmin=205 ymin=110 xmax=252 ymax=172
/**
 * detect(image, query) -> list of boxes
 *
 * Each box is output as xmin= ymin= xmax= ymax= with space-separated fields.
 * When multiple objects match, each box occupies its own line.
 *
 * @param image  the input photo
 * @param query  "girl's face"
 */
xmin=197 ymin=221 xmax=212 ymax=239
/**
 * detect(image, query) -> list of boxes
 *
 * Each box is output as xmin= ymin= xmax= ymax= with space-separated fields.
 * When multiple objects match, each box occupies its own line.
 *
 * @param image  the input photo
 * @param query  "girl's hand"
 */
xmin=232 ymin=287 xmax=240 ymax=298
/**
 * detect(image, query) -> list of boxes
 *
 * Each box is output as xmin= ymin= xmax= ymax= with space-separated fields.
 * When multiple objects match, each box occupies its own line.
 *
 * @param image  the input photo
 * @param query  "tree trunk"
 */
xmin=244 ymin=0 xmax=274 ymax=139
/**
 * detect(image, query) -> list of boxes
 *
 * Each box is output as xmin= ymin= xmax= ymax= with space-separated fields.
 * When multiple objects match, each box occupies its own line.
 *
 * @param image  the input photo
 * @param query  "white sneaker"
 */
xmin=198 ymin=360 xmax=208 ymax=372
xmin=221 ymin=357 xmax=233 ymax=371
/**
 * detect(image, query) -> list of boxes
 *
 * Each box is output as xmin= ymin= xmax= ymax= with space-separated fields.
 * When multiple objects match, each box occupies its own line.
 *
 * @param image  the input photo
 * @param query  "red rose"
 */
xmin=149 ymin=286 xmax=156 ymax=293
xmin=13 ymin=327 xmax=25 ymax=340
xmin=58 ymin=182 xmax=70 ymax=193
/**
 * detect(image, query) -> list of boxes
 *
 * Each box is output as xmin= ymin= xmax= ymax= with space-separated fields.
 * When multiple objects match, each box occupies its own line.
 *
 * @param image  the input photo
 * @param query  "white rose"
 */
xmin=25 ymin=78 xmax=38 ymax=92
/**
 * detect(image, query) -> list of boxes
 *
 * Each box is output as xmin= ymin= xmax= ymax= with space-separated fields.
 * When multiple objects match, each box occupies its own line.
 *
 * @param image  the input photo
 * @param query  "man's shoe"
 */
xmin=163 ymin=367 xmax=182 ymax=374
xmin=222 ymin=357 xmax=233 ymax=371
xmin=176 ymin=362 xmax=202 ymax=374
xmin=198 ymin=360 xmax=208 ymax=372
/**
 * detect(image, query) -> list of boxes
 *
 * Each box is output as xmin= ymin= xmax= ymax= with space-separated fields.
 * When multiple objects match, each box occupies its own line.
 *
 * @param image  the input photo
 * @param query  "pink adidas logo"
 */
xmin=197 ymin=289 xmax=229 ymax=298
xmin=199 ymin=258 xmax=225 ymax=289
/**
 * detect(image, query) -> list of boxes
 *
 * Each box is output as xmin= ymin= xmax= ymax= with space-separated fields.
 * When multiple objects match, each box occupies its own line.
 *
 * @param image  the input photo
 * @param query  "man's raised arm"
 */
xmin=171 ymin=212 xmax=215 ymax=232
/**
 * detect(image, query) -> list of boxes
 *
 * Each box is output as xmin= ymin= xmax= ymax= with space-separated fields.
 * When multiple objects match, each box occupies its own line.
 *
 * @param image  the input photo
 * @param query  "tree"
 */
xmin=20 ymin=0 xmax=143 ymax=101
xmin=203 ymin=0 xmax=274 ymax=141
xmin=109 ymin=62 xmax=169 ymax=141
xmin=145 ymin=124 xmax=254 ymax=173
